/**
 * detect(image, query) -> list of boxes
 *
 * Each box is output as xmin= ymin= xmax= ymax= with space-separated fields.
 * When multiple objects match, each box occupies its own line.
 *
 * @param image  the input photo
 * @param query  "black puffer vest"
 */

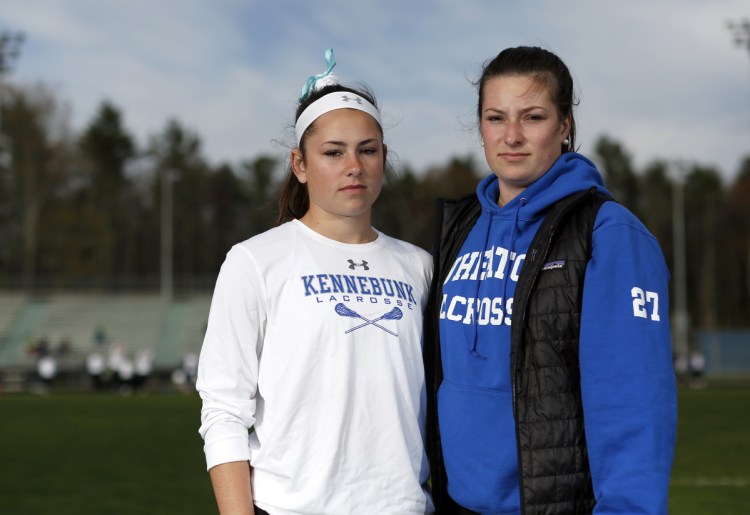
xmin=424 ymin=187 xmax=611 ymax=515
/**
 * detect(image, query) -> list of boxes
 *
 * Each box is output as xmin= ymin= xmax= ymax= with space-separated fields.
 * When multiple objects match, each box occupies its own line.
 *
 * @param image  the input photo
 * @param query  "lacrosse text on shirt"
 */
xmin=300 ymin=273 xmax=417 ymax=309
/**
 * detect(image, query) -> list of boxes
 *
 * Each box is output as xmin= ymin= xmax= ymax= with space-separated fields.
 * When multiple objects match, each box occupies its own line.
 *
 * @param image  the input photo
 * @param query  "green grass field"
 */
xmin=0 ymin=393 xmax=216 ymax=515
xmin=669 ymin=386 xmax=750 ymax=514
xmin=0 ymin=387 xmax=748 ymax=514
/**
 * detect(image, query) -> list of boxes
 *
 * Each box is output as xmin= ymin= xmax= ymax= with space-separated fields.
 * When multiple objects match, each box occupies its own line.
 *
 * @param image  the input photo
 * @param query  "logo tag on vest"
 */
xmin=542 ymin=260 xmax=565 ymax=271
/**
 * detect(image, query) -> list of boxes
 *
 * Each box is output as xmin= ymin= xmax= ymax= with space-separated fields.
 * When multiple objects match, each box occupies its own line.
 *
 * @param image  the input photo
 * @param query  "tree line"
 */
xmin=0 ymin=82 xmax=749 ymax=329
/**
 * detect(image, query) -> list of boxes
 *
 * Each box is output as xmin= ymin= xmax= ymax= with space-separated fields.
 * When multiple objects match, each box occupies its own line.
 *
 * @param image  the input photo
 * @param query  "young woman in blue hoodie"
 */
xmin=424 ymin=46 xmax=677 ymax=515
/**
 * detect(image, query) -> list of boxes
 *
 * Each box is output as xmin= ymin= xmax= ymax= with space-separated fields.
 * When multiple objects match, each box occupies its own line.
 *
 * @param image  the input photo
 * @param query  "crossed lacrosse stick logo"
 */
xmin=334 ymin=303 xmax=403 ymax=337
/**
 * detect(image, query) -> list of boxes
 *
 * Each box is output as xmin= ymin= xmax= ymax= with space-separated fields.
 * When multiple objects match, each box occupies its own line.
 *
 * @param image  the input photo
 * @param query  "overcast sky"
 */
xmin=1 ymin=0 xmax=749 ymax=182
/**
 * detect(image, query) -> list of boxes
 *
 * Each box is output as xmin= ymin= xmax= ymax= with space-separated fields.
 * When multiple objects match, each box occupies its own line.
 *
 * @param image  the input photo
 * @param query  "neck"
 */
xmin=299 ymin=212 xmax=377 ymax=244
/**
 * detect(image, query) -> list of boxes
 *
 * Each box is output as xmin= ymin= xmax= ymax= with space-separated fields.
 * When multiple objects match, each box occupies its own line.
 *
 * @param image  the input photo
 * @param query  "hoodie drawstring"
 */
xmin=471 ymin=197 xmax=527 ymax=359
xmin=501 ymin=198 xmax=526 ymax=310
xmin=470 ymin=209 xmax=493 ymax=359
xmin=469 ymin=198 xmax=526 ymax=359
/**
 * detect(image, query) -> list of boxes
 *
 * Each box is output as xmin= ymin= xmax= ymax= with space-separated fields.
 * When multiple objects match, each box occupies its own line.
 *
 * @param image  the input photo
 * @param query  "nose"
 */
xmin=345 ymin=152 xmax=364 ymax=176
xmin=504 ymin=120 xmax=524 ymax=146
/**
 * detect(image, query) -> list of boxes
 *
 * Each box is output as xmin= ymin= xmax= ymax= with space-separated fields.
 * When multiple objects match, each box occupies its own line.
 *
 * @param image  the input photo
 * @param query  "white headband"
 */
xmin=294 ymin=92 xmax=382 ymax=146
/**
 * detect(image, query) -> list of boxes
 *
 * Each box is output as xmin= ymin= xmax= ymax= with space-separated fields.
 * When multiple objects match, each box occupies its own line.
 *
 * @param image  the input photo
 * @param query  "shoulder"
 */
xmin=375 ymin=233 xmax=434 ymax=300
xmin=375 ymin=232 xmax=433 ymax=287
xmin=377 ymin=232 xmax=432 ymax=264
xmin=591 ymin=201 xmax=667 ymax=270
xmin=212 ymin=224 xmax=297 ymax=281
xmin=238 ymin=223 xmax=295 ymax=252
xmin=231 ymin=223 xmax=298 ymax=262
xmin=594 ymin=201 xmax=656 ymax=242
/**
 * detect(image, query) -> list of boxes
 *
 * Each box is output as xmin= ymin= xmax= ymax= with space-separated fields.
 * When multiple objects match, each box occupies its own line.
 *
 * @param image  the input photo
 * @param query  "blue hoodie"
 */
xmin=437 ymin=153 xmax=677 ymax=514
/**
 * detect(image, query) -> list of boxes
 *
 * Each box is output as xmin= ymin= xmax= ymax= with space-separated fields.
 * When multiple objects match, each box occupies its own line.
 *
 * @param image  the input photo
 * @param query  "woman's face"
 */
xmin=480 ymin=74 xmax=570 ymax=204
xmin=292 ymin=108 xmax=385 ymax=224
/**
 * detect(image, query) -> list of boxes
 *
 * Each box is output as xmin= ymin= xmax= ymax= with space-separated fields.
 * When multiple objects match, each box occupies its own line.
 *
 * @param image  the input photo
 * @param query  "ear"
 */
xmin=291 ymin=149 xmax=307 ymax=183
xmin=560 ymin=113 xmax=572 ymax=141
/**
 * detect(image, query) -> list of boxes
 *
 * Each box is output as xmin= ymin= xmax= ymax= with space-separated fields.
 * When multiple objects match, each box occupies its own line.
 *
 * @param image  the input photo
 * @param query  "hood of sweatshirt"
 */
xmin=476 ymin=152 xmax=609 ymax=219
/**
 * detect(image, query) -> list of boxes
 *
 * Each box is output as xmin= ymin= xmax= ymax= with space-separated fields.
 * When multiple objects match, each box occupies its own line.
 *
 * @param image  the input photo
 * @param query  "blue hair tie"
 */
xmin=299 ymin=48 xmax=337 ymax=102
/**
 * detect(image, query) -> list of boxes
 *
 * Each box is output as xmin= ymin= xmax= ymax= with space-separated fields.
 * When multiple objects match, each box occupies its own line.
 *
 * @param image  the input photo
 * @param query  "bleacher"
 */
xmin=0 ymin=292 xmax=212 ymax=373
xmin=0 ymin=292 xmax=26 ymax=338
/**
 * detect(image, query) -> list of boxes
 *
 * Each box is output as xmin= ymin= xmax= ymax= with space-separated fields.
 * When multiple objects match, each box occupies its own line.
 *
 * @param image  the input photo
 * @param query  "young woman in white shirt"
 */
xmin=197 ymin=49 xmax=434 ymax=515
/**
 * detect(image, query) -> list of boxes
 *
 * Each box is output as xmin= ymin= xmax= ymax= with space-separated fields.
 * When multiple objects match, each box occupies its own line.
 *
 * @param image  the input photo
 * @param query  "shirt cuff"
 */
xmin=203 ymin=432 xmax=252 ymax=471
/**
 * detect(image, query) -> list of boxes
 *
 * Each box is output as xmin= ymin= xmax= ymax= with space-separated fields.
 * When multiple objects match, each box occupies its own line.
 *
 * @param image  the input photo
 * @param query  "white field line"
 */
xmin=671 ymin=477 xmax=750 ymax=487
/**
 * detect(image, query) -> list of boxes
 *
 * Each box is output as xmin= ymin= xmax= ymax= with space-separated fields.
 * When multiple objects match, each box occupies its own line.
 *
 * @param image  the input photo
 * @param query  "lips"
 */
xmin=341 ymin=184 xmax=367 ymax=191
xmin=499 ymin=153 xmax=529 ymax=162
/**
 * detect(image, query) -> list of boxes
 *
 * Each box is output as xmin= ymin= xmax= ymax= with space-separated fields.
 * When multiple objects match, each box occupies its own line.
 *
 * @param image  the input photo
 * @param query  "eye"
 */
xmin=525 ymin=112 xmax=547 ymax=122
xmin=360 ymin=146 xmax=378 ymax=155
xmin=323 ymin=149 xmax=342 ymax=157
xmin=486 ymin=115 xmax=503 ymax=123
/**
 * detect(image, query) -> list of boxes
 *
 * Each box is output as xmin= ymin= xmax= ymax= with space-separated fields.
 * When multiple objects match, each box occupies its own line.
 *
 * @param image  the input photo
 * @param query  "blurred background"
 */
xmin=0 ymin=1 xmax=749 ymax=514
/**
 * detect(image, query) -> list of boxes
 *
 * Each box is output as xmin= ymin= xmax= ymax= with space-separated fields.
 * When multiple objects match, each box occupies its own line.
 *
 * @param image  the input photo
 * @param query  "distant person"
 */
xmin=423 ymin=46 xmax=677 ymax=514
xmin=107 ymin=342 xmax=125 ymax=373
xmin=85 ymin=350 xmax=106 ymax=391
xmin=689 ymin=349 xmax=707 ymax=389
xmin=133 ymin=348 xmax=154 ymax=393
xmin=181 ymin=352 xmax=198 ymax=387
xmin=673 ymin=351 xmax=690 ymax=383
xmin=36 ymin=354 xmax=57 ymax=392
xmin=116 ymin=353 xmax=135 ymax=394
xmin=197 ymin=49 xmax=434 ymax=514
xmin=170 ymin=351 xmax=198 ymax=393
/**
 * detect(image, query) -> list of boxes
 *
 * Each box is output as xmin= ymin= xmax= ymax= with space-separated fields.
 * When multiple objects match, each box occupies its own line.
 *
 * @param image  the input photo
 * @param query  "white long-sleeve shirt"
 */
xmin=197 ymin=220 xmax=434 ymax=514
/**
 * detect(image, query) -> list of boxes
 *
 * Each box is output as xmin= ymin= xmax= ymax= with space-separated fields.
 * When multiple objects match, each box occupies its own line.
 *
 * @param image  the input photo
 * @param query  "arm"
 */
xmin=197 ymin=246 xmax=267 ymax=509
xmin=209 ymin=461 xmax=254 ymax=515
xmin=579 ymin=205 xmax=677 ymax=514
